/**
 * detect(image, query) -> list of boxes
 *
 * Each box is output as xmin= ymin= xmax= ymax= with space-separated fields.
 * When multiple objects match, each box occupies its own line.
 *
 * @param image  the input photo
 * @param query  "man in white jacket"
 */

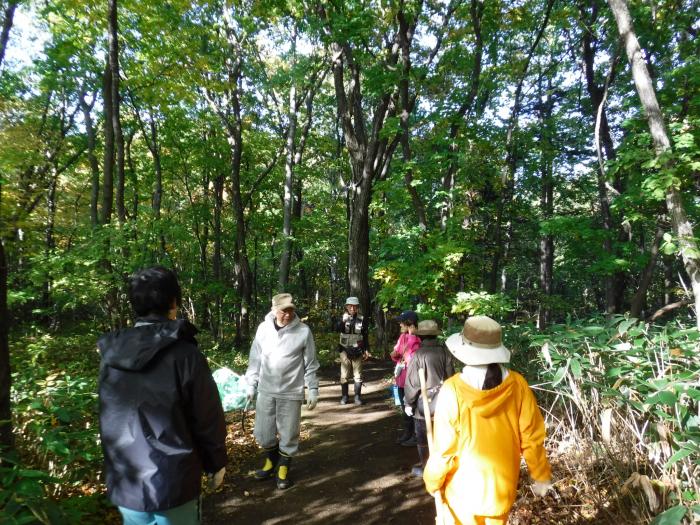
xmin=245 ymin=293 xmax=320 ymax=490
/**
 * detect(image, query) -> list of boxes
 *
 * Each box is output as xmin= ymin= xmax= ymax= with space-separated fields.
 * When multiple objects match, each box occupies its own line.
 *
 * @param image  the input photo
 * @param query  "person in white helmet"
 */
xmin=336 ymin=296 xmax=369 ymax=405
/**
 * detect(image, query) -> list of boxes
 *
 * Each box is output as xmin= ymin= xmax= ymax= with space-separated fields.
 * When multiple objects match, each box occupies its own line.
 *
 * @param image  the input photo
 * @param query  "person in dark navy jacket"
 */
xmin=98 ymin=267 xmax=227 ymax=525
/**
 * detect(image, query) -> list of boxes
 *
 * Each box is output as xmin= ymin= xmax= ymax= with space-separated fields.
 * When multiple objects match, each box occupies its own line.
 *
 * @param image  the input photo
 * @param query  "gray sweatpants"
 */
xmin=254 ymin=392 xmax=302 ymax=456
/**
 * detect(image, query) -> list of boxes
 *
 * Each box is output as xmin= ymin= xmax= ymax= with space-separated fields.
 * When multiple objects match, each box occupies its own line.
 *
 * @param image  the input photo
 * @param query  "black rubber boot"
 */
xmin=340 ymin=383 xmax=349 ymax=405
xmin=276 ymin=453 xmax=293 ymax=490
xmin=354 ymin=382 xmax=364 ymax=405
xmin=397 ymin=412 xmax=415 ymax=444
xmin=254 ymin=445 xmax=279 ymax=480
xmin=413 ymin=444 xmax=429 ymax=476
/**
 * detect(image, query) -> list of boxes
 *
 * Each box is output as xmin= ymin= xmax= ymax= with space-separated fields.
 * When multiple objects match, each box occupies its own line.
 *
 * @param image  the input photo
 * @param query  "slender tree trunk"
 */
xmin=608 ymin=0 xmax=700 ymax=328
xmin=537 ymin=74 xmax=555 ymax=329
xmin=80 ymin=92 xmax=100 ymax=227
xmin=108 ymin=0 xmax=126 ymax=224
xmin=630 ymin=224 xmax=664 ymax=319
xmin=440 ymin=0 xmax=483 ymax=231
xmin=398 ymin=9 xmax=427 ymax=230
xmin=212 ymin=173 xmax=224 ymax=338
xmin=0 ymin=0 xmax=17 ymax=69
xmin=279 ymin=34 xmax=297 ymax=292
xmin=580 ymin=0 xmax=626 ymax=314
xmin=101 ymin=62 xmax=114 ymax=225
xmin=490 ymin=0 xmax=554 ymax=292
xmin=0 ymin=186 xmax=12 ymax=451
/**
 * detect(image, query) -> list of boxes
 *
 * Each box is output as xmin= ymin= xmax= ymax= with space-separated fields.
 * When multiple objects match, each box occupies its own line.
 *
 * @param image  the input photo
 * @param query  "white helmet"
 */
xmin=345 ymin=296 xmax=360 ymax=306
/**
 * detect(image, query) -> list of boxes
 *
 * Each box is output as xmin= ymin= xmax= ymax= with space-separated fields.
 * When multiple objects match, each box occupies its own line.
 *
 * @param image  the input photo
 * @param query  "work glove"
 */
xmin=404 ymin=405 xmax=414 ymax=417
xmin=246 ymin=385 xmax=256 ymax=403
xmin=531 ymin=479 xmax=552 ymax=497
xmin=207 ymin=467 xmax=226 ymax=491
xmin=306 ymin=388 xmax=319 ymax=410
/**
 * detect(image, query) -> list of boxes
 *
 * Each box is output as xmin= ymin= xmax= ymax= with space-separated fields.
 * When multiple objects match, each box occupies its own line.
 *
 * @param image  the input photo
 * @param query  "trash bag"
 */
xmin=212 ymin=367 xmax=249 ymax=412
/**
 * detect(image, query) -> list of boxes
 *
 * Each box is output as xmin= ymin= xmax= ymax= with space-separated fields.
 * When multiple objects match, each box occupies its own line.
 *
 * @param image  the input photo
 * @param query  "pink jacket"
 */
xmin=391 ymin=333 xmax=421 ymax=388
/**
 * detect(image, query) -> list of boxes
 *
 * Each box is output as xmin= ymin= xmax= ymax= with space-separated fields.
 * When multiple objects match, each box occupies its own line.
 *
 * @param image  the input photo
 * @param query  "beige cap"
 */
xmin=445 ymin=316 xmax=510 ymax=365
xmin=415 ymin=319 xmax=441 ymax=336
xmin=271 ymin=293 xmax=295 ymax=311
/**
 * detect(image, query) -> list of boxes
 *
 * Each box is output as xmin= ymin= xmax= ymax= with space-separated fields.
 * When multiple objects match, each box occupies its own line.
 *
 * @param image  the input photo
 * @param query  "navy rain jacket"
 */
xmin=98 ymin=317 xmax=227 ymax=511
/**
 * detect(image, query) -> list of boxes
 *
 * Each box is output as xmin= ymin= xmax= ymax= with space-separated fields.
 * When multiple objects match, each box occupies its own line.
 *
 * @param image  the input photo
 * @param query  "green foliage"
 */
xmin=451 ymin=291 xmax=514 ymax=317
xmin=522 ymin=316 xmax=700 ymax=511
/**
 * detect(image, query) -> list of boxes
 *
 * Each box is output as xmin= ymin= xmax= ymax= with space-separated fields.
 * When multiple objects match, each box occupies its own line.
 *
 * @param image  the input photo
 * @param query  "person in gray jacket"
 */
xmin=403 ymin=319 xmax=455 ymax=477
xmin=245 ymin=293 xmax=320 ymax=490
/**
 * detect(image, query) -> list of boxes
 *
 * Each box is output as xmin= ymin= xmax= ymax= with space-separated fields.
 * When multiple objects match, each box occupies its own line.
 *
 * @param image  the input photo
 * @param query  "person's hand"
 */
xmin=404 ymin=405 xmax=414 ymax=417
xmin=390 ymin=350 xmax=399 ymax=360
xmin=362 ymin=351 xmax=370 ymax=361
xmin=306 ymin=389 xmax=319 ymax=410
xmin=531 ymin=479 xmax=552 ymax=497
xmin=342 ymin=312 xmax=351 ymax=322
xmin=246 ymin=385 xmax=256 ymax=403
xmin=207 ymin=467 xmax=225 ymax=490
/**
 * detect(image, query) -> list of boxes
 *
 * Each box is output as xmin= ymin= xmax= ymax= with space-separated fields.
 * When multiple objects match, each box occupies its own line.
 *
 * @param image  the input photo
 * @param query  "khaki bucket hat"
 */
xmin=415 ymin=319 xmax=441 ymax=336
xmin=445 ymin=316 xmax=510 ymax=365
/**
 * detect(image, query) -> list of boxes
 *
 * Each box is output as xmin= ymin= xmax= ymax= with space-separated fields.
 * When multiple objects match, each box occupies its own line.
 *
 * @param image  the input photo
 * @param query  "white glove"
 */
xmin=306 ymin=389 xmax=319 ymax=410
xmin=531 ymin=479 xmax=552 ymax=497
xmin=404 ymin=405 xmax=414 ymax=417
xmin=207 ymin=467 xmax=225 ymax=490
xmin=246 ymin=385 xmax=256 ymax=403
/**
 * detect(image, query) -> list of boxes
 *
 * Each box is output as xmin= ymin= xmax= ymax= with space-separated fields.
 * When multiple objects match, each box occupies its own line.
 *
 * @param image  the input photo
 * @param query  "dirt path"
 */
xmin=202 ymin=359 xmax=437 ymax=524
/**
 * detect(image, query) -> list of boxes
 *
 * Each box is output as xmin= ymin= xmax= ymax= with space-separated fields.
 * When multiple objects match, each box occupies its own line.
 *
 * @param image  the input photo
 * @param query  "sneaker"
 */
xmin=400 ymin=436 xmax=417 ymax=447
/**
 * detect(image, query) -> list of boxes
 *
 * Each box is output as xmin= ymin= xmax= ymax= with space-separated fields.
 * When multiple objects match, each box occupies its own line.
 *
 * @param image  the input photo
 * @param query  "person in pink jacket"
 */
xmin=390 ymin=310 xmax=421 ymax=445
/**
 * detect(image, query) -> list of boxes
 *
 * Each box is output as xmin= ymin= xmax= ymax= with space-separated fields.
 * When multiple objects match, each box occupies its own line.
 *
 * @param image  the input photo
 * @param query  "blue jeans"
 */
xmin=118 ymin=498 xmax=200 ymax=525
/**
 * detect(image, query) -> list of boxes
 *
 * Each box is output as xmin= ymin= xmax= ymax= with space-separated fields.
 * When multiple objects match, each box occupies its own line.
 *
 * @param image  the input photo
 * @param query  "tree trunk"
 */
xmin=440 ymin=0 xmax=483 ymax=231
xmin=101 ymin=61 xmax=114 ymax=225
xmin=212 ymin=173 xmax=224 ymax=338
xmin=630 ymin=224 xmax=664 ymax=319
xmin=80 ymin=91 xmax=100 ymax=227
xmin=279 ymin=36 xmax=297 ymax=292
xmin=580 ymin=0 xmax=626 ymax=314
xmin=108 ymin=0 xmax=126 ymax=224
xmin=0 ymin=0 xmax=17 ymax=69
xmin=0 ymin=187 xmax=13 ymax=451
xmin=490 ymin=0 xmax=554 ymax=292
xmin=537 ymin=74 xmax=555 ymax=329
xmin=608 ymin=0 xmax=700 ymax=329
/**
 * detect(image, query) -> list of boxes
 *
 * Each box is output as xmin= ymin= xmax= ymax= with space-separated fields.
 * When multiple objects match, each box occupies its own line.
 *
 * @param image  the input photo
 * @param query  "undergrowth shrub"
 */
xmin=516 ymin=316 xmax=699 ymax=524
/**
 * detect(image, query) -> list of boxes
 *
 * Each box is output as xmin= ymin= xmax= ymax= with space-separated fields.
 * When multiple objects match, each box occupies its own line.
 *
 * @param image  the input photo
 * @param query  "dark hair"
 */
xmin=128 ymin=266 xmax=182 ymax=317
xmin=482 ymin=363 xmax=503 ymax=390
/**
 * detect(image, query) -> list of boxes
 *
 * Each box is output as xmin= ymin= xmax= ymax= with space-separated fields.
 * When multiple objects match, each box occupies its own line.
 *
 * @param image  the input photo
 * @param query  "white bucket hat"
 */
xmin=272 ymin=293 xmax=295 ymax=311
xmin=445 ymin=316 xmax=510 ymax=365
xmin=345 ymin=296 xmax=360 ymax=306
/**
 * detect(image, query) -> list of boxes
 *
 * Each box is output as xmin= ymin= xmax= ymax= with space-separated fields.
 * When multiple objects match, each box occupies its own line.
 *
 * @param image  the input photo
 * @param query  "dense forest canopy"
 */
xmin=0 ymin=0 xmax=698 ymax=523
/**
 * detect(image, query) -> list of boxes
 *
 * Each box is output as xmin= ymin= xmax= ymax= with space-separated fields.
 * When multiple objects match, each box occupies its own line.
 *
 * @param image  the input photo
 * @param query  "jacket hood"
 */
xmin=265 ymin=310 xmax=301 ymax=332
xmin=98 ymin=317 xmax=198 ymax=371
xmin=455 ymin=372 xmax=516 ymax=417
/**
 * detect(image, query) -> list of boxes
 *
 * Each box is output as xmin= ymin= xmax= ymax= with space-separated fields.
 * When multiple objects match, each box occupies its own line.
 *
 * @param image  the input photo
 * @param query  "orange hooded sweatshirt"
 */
xmin=423 ymin=371 xmax=551 ymax=521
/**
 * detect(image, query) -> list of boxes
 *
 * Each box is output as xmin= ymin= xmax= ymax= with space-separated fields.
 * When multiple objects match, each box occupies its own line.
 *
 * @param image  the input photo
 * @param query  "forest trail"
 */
xmin=202 ymin=359 xmax=437 ymax=524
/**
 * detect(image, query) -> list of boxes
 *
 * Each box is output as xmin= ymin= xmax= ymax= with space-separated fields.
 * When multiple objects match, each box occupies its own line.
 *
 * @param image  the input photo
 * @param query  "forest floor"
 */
xmin=201 ymin=359 xmax=637 ymax=525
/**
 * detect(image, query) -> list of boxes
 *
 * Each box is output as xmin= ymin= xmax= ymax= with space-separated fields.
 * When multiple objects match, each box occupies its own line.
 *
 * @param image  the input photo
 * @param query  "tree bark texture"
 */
xmin=608 ymin=0 xmax=700 ymax=328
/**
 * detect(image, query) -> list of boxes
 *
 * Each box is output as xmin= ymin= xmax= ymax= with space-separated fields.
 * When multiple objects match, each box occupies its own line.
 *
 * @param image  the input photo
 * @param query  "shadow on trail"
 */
xmin=203 ymin=360 xmax=437 ymax=525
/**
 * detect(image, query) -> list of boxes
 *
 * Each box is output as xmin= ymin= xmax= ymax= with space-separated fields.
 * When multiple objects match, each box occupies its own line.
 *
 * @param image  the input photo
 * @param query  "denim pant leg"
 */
xmin=119 ymin=498 xmax=200 ymax=525
xmin=276 ymin=397 xmax=302 ymax=456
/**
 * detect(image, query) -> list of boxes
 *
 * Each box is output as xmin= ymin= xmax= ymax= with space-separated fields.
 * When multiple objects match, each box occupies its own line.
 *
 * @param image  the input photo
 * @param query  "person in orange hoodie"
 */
xmin=423 ymin=316 xmax=552 ymax=525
